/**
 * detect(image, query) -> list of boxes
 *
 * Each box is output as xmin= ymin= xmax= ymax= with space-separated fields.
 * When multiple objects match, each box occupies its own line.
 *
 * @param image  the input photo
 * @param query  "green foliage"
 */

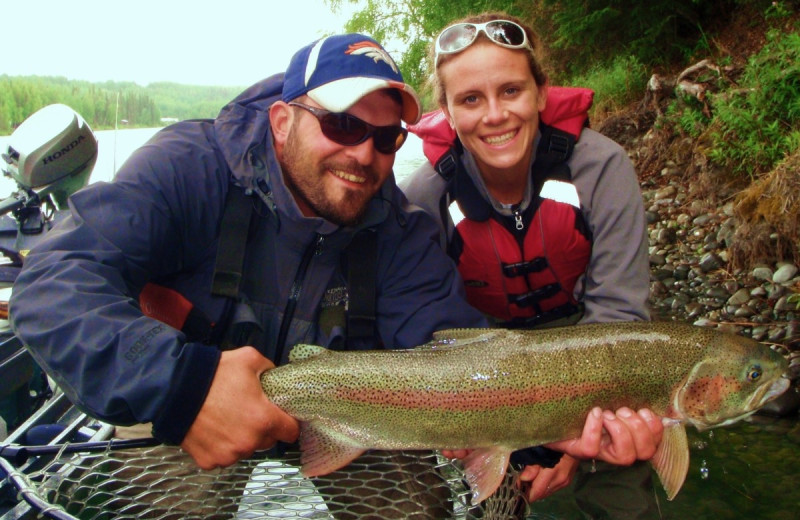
xmin=568 ymin=55 xmax=649 ymax=119
xmin=707 ymin=28 xmax=800 ymax=177
xmin=539 ymin=0 xmax=743 ymax=76
xmin=663 ymin=98 xmax=712 ymax=138
xmin=145 ymin=82 xmax=242 ymax=121
xmin=0 ymin=76 xmax=241 ymax=134
xmin=0 ymin=76 xmax=160 ymax=133
xmin=765 ymin=0 xmax=794 ymax=19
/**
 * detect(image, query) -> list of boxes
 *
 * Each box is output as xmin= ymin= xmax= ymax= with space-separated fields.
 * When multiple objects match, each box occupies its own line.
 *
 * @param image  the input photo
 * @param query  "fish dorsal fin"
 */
xmin=429 ymin=328 xmax=505 ymax=348
xmin=289 ymin=344 xmax=328 ymax=362
xmin=650 ymin=422 xmax=690 ymax=500
xmin=461 ymin=446 xmax=512 ymax=504
xmin=298 ymin=421 xmax=365 ymax=477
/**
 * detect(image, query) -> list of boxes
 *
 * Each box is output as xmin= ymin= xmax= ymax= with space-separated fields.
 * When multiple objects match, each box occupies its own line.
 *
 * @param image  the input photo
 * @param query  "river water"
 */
xmin=2 ymin=128 xmax=797 ymax=518
xmin=529 ymin=416 xmax=799 ymax=520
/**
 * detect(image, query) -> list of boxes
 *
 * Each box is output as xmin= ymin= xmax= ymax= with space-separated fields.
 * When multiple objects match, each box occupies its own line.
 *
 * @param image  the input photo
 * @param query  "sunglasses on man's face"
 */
xmin=434 ymin=20 xmax=532 ymax=66
xmin=289 ymin=102 xmax=408 ymax=155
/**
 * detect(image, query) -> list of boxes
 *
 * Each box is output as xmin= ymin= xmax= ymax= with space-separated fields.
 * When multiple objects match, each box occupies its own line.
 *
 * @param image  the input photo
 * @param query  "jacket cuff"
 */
xmin=509 ymin=446 xmax=564 ymax=469
xmin=151 ymin=344 xmax=221 ymax=445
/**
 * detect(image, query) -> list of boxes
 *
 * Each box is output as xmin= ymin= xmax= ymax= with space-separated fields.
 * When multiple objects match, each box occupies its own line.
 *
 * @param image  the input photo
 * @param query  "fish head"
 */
xmin=675 ymin=332 xmax=790 ymax=430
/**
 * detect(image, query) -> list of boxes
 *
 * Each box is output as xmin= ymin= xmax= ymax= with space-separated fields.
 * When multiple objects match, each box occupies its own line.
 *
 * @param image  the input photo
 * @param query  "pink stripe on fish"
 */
xmin=334 ymin=382 xmax=617 ymax=411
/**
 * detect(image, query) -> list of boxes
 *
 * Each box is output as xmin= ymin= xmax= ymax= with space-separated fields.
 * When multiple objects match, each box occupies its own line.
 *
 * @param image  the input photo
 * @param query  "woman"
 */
xmin=401 ymin=12 xmax=656 ymax=517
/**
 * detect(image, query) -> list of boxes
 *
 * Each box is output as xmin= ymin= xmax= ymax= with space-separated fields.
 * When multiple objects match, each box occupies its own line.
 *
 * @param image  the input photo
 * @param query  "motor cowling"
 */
xmin=2 ymin=104 xmax=97 ymax=208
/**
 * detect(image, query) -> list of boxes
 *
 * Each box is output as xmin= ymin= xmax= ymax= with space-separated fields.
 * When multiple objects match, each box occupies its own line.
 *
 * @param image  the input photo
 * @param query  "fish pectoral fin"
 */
xmin=298 ymin=422 xmax=365 ymax=477
xmin=428 ymin=329 xmax=505 ymax=348
xmin=288 ymin=344 xmax=329 ymax=362
xmin=461 ymin=447 xmax=512 ymax=504
xmin=649 ymin=423 xmax=690 ymax=500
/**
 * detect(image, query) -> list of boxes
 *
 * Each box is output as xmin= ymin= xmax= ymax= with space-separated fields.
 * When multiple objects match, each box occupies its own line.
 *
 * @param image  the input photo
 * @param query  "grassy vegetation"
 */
xmin=708 ymin=28 xmax=800 ymax=178
xmin=565 ymin=54 xmax=649 ymax=121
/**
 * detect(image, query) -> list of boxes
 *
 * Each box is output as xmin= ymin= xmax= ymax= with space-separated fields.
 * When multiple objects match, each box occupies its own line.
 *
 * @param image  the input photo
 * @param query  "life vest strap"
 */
xmin=212 ymin=185 xmax=254 ymax=298
xmin=346 ymin=229 xmax=378 ymax=342
xmin=503 ymin=302 xmax=583 ymax=329
xmin=544 ymin=130 xmax=572 ymax=163
xmin=508 ymin=283 xmax=561 ymax=308
xmin=502 ymin=257 xmax=548 ymax=278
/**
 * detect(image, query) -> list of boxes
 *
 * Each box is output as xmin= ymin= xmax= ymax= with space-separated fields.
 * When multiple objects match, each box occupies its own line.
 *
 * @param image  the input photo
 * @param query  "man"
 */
xmin=10 ymin=33 xmax=660 ymax=482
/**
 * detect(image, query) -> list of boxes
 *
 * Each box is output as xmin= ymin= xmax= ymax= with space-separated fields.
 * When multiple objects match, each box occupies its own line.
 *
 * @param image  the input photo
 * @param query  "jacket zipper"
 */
xmin=513 ymin=207 xmax=524 ymax=231
xmin=274 ymin=234 xmax=324 ymax=362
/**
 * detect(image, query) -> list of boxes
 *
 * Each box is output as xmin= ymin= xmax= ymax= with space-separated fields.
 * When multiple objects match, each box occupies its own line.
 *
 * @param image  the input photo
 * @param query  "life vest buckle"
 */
xmin=547 ymin=133 xmax=572 ymax=163
xmin=502 ymin=257 xmax=548 ymax=278
xmin=436 ymin=153 xmax=457 ymax=182
xmin=508 ymin=283 xmax=561 ymax=308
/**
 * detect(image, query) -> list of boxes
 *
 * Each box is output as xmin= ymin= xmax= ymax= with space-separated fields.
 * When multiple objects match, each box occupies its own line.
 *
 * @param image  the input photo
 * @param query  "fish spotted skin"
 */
xmin=260 ymin=321 xmax=790 ymax=503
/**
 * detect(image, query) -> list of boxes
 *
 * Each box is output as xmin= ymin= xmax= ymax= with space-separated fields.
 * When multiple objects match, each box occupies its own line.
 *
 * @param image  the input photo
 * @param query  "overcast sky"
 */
xmin=4 ymin=0 xmax=358 ymax=87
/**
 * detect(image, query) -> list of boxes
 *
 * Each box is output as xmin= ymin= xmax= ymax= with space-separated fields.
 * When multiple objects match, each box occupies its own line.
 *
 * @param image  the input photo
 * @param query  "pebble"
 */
xmin=773 ymin=264 xmax=798 ymax=284
xmin=775 ymin=296 xmax=794 ymax=313
xmin=753 ymin=266 xmax=774 ymax=281
xmin=654 ymin=185 xmax=677 ymax=200
xmin=699 ymin=253 xmax=722 ymax=272
xmin=727 ymin=288 xmax=750 ymax=305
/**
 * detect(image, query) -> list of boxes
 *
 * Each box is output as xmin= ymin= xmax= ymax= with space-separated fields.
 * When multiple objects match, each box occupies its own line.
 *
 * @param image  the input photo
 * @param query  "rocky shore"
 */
xmin=641 ymin=162 xmax=800 ymax=415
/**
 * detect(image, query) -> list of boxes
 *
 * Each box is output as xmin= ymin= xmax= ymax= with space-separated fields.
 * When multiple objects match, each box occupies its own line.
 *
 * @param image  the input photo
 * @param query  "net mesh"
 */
xmin=6 ymin=444 xmax=528 ymax=519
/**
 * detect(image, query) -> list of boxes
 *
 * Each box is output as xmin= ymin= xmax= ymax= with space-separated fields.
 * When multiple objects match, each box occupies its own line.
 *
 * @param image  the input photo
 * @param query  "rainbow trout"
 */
xmin=260 ymin=321 xmax=789 ymax=503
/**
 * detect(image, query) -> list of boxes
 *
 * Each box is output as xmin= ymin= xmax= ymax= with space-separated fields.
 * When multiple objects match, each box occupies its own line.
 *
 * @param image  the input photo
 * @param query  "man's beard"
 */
xmin=280 ymin=125 xmax=374 ymax=227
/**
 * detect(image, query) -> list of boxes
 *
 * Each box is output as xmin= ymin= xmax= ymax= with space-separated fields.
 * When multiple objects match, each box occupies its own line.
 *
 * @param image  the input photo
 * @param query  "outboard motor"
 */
xmin=0 ymin=104 xmax=97 ymax=282
xmin=2 ymin=103 xmax=97 ymax=213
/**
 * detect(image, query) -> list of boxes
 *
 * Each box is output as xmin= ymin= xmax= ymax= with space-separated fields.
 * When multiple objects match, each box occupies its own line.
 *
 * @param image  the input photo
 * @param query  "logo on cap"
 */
xmin=346 ymin=42 xmax=399 ymax=74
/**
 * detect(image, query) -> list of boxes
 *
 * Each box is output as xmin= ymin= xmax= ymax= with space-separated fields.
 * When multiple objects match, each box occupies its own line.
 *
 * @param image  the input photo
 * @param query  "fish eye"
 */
xmin=747 ymin=365 xmax=762 ymax=382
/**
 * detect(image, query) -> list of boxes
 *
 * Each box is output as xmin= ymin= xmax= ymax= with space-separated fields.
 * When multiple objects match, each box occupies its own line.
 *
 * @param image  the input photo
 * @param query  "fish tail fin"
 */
xmin=462 ymin=447 xmax=512 ymax=504
xmin=650 ymin=423 xmax=690 ymax=500
xmin=298 ymin=422 xmax=365 ymax=477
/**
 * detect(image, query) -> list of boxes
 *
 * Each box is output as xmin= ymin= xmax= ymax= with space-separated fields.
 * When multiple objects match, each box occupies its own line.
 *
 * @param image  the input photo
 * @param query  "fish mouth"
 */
xmin=753 ymin=376 xmax=791 ymax=407
xmin=724 ymin=376 xmax=791 ymax=427
xmin=689 ymin=376 xmax=792 ymax=431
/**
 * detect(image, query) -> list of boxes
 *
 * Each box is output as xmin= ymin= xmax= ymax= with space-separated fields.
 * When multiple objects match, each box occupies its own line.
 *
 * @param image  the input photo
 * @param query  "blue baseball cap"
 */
xmin=282 ymin=33 xmax=421 ymax=125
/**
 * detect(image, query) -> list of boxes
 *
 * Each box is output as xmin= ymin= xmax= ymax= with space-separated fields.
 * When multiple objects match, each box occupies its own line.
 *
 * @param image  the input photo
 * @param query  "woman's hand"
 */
xmin=518 ymin=455 xmax=580 ymax=502
xmin=547 ymin=407 xmax=663 ymax=465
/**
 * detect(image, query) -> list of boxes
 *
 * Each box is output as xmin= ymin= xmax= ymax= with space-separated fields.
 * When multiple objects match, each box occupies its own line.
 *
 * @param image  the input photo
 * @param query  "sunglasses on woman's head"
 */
xmin=289 ymin=102 xmax=408 ymax=155
xmin=434 ymin=20 xmax=532 ymax=66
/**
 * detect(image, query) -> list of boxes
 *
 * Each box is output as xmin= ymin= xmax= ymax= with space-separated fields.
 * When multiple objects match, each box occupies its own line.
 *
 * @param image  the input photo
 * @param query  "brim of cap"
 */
xmin=307 ymin=77 xmax=421 ymax=125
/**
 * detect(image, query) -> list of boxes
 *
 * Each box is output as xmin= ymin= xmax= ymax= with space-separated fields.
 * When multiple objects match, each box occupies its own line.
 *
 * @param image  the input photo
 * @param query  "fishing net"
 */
xmin=3 ymin=443 xmax=529 ymax=519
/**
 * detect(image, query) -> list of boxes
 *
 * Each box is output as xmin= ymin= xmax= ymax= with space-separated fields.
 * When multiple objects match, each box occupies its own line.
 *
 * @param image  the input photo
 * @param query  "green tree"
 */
xmin=0 ymin=76 xmax=235 ymax=134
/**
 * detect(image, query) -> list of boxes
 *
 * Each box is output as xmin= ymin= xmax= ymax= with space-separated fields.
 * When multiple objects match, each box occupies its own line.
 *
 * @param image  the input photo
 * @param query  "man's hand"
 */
xmin=181 ymin=346 xmax=299 ymax=469
xmin=547 ymin=407 xmax=663 ymax=465
xmin=518 ymin=455 xmax=580 ymax=502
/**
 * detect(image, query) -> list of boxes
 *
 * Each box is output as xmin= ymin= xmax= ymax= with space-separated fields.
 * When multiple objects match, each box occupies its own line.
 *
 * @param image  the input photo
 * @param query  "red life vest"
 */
xmin=409 ymin=86 xmax=594 ymax=326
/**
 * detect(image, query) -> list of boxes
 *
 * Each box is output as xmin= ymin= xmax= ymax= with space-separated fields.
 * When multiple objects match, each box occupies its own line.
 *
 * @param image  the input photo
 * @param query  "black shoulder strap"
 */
xmin=345 ymin=228 xmax=378 ymax=343
xmin=532 ymin=123 xmax=576 ymax=183
xmin=211 ymin=184 xmax=254 ymax=298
